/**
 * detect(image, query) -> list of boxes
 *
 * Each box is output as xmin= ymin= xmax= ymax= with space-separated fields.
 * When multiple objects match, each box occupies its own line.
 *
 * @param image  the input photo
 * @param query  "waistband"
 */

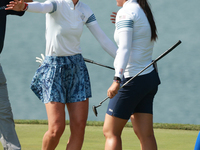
xmin=44 ymin=54 xmax=83 ymax=65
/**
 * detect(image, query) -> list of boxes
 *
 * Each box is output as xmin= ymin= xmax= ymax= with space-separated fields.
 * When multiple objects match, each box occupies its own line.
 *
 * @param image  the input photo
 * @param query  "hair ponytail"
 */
xmin=137 ymin=0 xmax=157 ymax=41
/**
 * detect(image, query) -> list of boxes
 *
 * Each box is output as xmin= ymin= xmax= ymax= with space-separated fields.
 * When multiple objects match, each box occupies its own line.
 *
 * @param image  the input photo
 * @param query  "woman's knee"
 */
xmin=70 ymin=119 xmax=87 ymax=134
xmin=103 ymin=125 xmax=117 ymax=139
xmin=134 ymin=127 xmax=155 ymax=141
xmin=48 ymin=124 xmax=65 ymax=139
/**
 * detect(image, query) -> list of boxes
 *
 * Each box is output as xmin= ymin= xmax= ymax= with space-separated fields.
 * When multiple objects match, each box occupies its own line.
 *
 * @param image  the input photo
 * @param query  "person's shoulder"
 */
xmin=78 ymin=1 xmax=91 ymax=10
xmin=119 ymin=2 xmax=140 ymax=16
xmin=77 ymin=1 xmax=94 ymax=15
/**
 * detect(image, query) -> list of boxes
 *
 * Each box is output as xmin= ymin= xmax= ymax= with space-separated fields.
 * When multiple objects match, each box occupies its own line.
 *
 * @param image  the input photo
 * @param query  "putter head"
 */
xmin=92 ymin=105 xmax=98 ymax=117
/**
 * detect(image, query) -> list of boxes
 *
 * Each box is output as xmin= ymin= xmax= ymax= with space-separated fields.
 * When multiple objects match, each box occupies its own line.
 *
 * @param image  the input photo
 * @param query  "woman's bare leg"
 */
xmin=42 ymin=102 xmax=66 ymax=150
xmin=131 ymin=113 xmax=157 ymax=150
xmin=103 ymin=114 xmax=128 ymax=150
xmin=66 ymin=98 xmax=89 ymax=150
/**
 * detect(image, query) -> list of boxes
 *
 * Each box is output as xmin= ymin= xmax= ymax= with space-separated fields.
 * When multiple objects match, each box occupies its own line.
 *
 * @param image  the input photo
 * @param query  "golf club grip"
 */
xmin=120 ymin=40 xmax=182 ymax=88
xmin=84 ymin=58 xmax=115 ymax=70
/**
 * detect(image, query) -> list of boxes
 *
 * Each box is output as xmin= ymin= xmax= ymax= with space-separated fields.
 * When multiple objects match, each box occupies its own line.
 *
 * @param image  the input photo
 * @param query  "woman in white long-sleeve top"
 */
xmin=103 ymin=0 xmax=160 ymax=150
xmin=6 ymin=0 xmax=117 ymax=149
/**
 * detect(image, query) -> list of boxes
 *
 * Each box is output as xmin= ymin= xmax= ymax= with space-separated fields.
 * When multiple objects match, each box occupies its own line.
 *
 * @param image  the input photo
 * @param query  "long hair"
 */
xmin=137 ymin=0 xmax=157 ymax=41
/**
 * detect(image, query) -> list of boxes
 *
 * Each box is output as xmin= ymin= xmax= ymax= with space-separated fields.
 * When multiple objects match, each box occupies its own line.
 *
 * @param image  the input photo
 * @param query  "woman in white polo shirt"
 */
xmin=6 ymin=0 xmax=117 ymax=149
xmin=103 ymin=0 xmax=160 ymax=149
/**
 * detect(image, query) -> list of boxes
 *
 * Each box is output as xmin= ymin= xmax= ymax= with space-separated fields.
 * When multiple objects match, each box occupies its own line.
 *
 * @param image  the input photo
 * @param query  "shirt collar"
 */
xmin=123 ymin=0 xmax=137 ymax=7
xmin=65 ymin=0 xmax=80 ymax=10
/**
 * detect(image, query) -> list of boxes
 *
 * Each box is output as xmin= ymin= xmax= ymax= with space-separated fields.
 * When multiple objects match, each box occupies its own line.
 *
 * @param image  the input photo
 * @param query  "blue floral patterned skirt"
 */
xmin=30 ymin=54 xmax=92 ymax=104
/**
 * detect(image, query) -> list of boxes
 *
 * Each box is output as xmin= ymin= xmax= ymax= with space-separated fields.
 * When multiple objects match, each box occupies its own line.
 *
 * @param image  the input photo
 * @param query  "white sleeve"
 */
xmin=114 ymin=30 xmax=133 ymax=79
xmin=27 ymin=1 xmax=55 ymax=14
xmin=87 ymin=23 xmax=117 ymax=58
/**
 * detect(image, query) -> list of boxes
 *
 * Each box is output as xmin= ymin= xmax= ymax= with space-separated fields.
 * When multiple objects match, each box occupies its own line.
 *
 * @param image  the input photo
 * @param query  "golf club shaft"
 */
xmin=121 ymin=40 xmax=182 ymax=88
xmin=95 ymin=40 xmax=182 ymax=107
xmin=84 ymin=58 xmax=115 ymax=70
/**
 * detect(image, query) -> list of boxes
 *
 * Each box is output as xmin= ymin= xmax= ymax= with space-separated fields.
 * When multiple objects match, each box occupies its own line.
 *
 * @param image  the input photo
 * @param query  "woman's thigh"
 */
xmin=45 ymin=102 xmax=66 ymax=129
xmin=67 ymin=99 xmax=89 ymax=126
xmin=131 ymin=113 xmax=154 ymax=136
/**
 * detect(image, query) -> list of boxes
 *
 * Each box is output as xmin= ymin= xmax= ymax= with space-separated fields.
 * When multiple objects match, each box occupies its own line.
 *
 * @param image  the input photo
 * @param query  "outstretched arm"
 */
xmin=87 ymin=23 xmax=117 ymax=58
xmin=6 ymin=0 xmax=54 ymax=13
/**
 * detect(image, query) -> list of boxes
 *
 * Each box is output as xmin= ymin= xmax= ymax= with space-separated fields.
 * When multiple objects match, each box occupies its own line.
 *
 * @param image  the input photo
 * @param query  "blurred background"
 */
xmin=1 ymin=0 xmax=200 ymax=124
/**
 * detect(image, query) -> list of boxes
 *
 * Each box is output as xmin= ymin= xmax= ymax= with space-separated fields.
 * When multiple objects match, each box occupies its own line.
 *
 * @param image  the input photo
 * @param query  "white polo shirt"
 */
xmin=45 ymin=0 xmax=97 ymax=56
xmin=27 ymin=0 xmax=117 ymax=57
xmin=114 ymin=0 xmax=154 ymax=79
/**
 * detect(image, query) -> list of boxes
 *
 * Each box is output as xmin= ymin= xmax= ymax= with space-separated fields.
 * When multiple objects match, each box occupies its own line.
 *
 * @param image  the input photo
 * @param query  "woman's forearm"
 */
xmin=27 ymin=1 xmax=54 ymax=13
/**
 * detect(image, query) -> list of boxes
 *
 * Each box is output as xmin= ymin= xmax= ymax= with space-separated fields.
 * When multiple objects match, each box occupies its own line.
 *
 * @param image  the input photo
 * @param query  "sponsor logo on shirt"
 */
xmin=119 ymin=15 xmax=126 ymax=20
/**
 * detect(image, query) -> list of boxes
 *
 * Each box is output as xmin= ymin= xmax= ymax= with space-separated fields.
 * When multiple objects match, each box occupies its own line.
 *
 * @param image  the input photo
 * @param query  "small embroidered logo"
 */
xmin=81 ymin=13 xmax=85 ymax=21
xmin=119 ymin=15 xmax=126 ymax=20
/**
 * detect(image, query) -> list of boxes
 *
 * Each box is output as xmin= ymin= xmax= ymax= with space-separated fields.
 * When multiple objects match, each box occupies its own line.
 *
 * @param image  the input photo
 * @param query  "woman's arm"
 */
xmin=27 ymin=1 xmax=54 ymax=13
xmin=87 ymin=23 xmax=117 ymax=58
xmin=6 ymin=0 xmax=54 ymax=14
xmin=114 ymin=30 xmax=132 ymax=79
xmin=107 ymin=29 xmax=132 ymax=99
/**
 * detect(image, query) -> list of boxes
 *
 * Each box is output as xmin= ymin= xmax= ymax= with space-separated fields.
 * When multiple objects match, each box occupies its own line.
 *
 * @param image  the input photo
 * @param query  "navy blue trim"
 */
xmin=86 ymin=14 xmax=96 ymax=24
xmin=49 ymin=1 xmax=57 ymax=14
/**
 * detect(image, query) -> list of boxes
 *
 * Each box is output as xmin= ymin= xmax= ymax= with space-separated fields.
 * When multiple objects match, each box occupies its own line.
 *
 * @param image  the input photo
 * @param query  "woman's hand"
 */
xmin=110 ymin=12 xmax=117 ymax=24
xmin=5 ymin=0 xmax=25 ymax=11
xmin=107 ymin=82 xmax=120 ymax=99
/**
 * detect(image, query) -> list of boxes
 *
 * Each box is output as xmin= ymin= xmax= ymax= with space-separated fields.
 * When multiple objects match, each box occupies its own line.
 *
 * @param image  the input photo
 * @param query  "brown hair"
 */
xmin=137 ymin=0 xmax=158 ymax=41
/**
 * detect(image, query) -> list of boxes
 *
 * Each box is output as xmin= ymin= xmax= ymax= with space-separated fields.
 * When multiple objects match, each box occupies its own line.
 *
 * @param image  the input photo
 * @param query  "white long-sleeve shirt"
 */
xmin=27 ymin=0 xmax=117 ymax=57
xmin=114 ymin=0 xmax=154 ymax=79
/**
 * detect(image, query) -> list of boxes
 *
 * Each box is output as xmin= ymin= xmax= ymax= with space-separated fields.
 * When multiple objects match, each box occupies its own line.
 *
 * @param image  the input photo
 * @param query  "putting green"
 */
xmin=3 ymin=124 xmax=197 ymax=150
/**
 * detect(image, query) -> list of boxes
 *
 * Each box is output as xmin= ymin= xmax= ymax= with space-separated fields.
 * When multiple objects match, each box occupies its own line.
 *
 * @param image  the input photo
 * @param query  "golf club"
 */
xmin=92 ymin=40 xmax=182 ymax=117
xmin=84 ymin=58 xmax=114 ymax=70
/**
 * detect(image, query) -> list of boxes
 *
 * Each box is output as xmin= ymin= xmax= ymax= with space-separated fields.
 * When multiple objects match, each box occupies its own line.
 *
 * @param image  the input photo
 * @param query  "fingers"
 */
xmin=107 ymin=82 xmax=120 ymax=99
xmin=110 ymin=12 xmax=117 ymax=24
xmin=110 ymin=15 xmax=116 ymax=17
xmin=110 ymin=18 xmax=115 ymax=24
xmin=5 ymin=1 xmax=16 ymax=10
xmin=5 ymin=1 xmax=17 ymax=10
xmin=36 ymin=57 xmax=43 ymax=61
xmin=112 ymin=12 xmax=117 ymax=15
xmin=5 ymin=0 xmax=25 ymax=11
xmin=107 ymin=90 xmax=117 ymax=99
xmin=41 ymin=54 xmax=45 ymax=60
xmin=36 ymin=60 xmax=42 ymax=63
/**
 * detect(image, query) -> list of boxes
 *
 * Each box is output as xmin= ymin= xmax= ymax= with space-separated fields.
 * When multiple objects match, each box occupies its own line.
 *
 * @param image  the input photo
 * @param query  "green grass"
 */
xmin=0 ymin=120 xmax=199 ymax=150
xmin=14 ymin=119 xmax=200 ymax=130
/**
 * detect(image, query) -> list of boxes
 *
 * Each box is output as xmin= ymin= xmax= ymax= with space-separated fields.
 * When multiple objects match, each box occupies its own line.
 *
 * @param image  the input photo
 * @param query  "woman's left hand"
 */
xmin=5 ymin=0 xmax=25 ymax=11
xmin=107 ymin=82 xmax=120 ymax=99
